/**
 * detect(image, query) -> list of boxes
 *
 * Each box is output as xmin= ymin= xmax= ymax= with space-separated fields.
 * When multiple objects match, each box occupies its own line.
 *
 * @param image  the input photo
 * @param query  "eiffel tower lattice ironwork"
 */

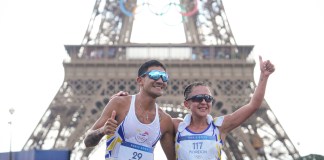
xmin=23 ymin=0 xmax=300 ymax=159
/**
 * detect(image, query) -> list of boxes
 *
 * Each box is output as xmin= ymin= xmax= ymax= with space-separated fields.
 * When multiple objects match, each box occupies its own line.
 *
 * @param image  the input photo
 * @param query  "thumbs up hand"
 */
xmin=102 ymin=110 xmax=118 ymax=135
xmin=259 ymin=55 xmax=275 ymax=77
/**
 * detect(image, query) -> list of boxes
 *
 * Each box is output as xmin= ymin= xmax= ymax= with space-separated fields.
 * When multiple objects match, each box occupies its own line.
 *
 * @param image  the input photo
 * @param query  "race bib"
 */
xmin=177 ymin=135 xmax=219 ymax=160
xmin=118 ymin=141 xmax=154 ymax=160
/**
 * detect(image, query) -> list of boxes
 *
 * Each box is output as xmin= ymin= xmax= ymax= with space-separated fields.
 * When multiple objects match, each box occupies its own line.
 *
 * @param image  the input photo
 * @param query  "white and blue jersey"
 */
xmin=175 ymin=114 xmax=224 ymax=160
xmin=105 ymin=95 xmax=161 ymax=160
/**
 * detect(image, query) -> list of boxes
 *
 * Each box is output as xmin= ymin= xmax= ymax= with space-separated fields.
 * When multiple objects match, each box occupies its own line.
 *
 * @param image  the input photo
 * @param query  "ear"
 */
xmin=136 ymin=76 xmax=141 ymax=82
xmin=184 ymin=100 xmax=190 ymax=109
xmin=137 ymin=76 xmax=144 ymax=86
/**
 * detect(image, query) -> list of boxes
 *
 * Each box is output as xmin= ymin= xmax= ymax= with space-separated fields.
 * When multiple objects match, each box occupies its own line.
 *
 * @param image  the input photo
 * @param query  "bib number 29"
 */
xmin=130 ymin=152 xmax=143 ymax=160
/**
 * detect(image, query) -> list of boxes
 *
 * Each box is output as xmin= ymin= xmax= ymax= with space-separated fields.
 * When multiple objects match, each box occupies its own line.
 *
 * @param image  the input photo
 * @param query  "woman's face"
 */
xmin=185 ymin=85 xmax=213 ymax=117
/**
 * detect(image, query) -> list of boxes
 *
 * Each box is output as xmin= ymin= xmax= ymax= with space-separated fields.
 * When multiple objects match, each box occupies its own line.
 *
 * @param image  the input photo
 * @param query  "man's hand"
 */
xmin=259 ymin=55 xmax=275 ymax=76
xmin=102 ymin=110 xmax=118 ymax=135
xmin=84 ymin=111 xmax=117 ymax=147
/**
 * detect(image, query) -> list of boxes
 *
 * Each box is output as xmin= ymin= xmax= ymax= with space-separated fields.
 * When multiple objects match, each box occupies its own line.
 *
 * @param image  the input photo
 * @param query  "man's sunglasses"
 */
xmin=186 ymin=94 xmax=214 ymax=103
xmin=141 ymin=70 xmax=169 ymax=82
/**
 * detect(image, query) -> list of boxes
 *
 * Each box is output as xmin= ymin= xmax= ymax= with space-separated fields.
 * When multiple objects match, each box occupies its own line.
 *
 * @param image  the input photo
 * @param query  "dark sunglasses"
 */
xmin=141 ymin=70 xmax=169 ymax=82
xmin=186 ymin=94 xmax=214 ymax=103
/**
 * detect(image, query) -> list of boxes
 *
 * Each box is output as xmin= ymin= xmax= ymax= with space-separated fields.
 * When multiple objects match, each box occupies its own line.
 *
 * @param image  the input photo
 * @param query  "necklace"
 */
xmin=139 ymin=103 xmax=149 ymax=121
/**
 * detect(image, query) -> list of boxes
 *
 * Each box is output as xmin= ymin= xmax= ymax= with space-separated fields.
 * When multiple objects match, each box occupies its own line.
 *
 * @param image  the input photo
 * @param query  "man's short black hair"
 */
xmin=138 ymin=60 xmax=167 ymax=77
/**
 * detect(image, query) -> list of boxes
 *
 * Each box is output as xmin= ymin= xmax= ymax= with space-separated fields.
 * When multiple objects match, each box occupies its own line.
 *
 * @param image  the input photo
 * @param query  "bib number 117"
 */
xmin=193 ymin=142 xmax=203 ymax=150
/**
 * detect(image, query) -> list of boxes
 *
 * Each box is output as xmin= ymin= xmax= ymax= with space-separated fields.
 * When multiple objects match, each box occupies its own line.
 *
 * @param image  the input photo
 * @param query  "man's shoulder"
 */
xmin=157 ymin=108 xmax=174 ymax=134
xmin=109 ymin=95 xmax=132 ymax=105
xmin=157 ymin=107 xmax=172 ymax=119
xmin=108 ymin=95 xmax=133 ymax=123
xmin=172 ymin=117 xmax=183 ymax=124
xmin=108 ymin=95 xmax=132 ymax=111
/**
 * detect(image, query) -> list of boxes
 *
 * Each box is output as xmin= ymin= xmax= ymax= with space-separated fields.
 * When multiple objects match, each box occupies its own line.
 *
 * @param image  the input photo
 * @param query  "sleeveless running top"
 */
xmin=105 ymin=95 xmax=161 ymax=160
xmin=175 ymin=114 xmax=224 ymax=160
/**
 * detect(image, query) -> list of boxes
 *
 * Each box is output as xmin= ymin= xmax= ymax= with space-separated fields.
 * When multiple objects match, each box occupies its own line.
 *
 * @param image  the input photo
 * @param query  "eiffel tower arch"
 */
xmin=23 ymin=0 xmax=300 ymax=159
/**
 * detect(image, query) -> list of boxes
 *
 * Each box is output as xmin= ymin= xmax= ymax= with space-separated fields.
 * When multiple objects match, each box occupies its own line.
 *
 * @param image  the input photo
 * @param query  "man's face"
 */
xmin=140 ymin=66 xmax=168 ymax=98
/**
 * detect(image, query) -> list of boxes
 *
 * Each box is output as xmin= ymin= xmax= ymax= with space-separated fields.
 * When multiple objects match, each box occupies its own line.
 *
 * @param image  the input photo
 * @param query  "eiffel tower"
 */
xmin=23 ymin=0 xmax=300 ymax=159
